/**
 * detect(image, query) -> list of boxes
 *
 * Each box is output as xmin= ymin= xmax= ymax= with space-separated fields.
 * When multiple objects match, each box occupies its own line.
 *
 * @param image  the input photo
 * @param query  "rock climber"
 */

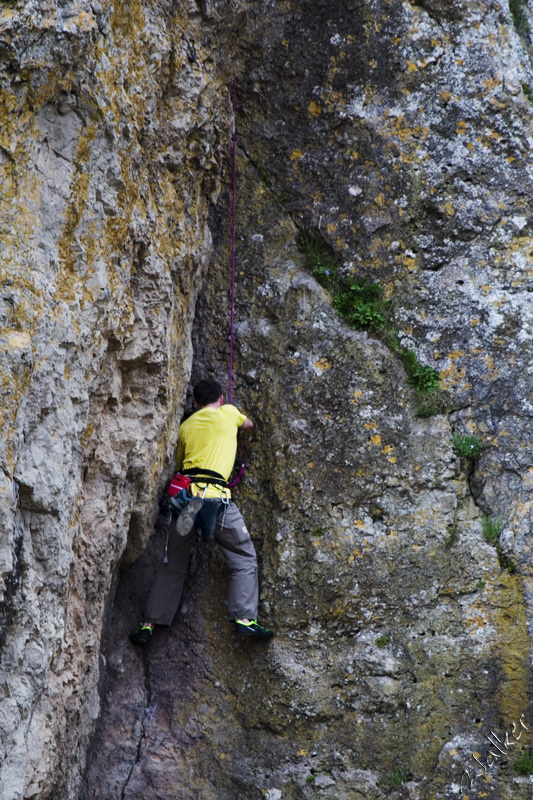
xmin=130 ymin=378 xmax=274 ymax=644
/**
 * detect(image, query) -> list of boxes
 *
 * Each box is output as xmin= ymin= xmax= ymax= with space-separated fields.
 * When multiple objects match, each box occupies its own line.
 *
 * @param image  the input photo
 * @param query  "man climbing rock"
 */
xmin=130 ymin=378 xmax=274 ymax=644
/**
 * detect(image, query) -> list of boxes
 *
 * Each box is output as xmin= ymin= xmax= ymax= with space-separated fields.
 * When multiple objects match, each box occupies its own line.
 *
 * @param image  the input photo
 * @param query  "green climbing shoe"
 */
xmin=129 ymin=623 xmax=153 ymax=645
xmin=235 ymin=619 xmax=274 ymax=640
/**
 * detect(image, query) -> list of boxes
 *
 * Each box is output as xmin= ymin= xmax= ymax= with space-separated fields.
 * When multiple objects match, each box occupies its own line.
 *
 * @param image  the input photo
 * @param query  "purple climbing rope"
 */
xmin=227 ymin=78 xmax=247 ymax=490
xmin=229 ymin=77 xmax=236 ymax=405
xmin=228 ymin=445 xmax=247 ymax=489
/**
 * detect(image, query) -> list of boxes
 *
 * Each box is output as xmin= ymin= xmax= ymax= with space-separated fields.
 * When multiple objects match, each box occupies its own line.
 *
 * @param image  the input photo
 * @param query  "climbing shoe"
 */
xmin=235 ymin=619 xmax=274 ymax=640
xmin=129 ymin=623 xmax=153 ymax=645
xmin=176 ymin=496 xmax=204 ymax=537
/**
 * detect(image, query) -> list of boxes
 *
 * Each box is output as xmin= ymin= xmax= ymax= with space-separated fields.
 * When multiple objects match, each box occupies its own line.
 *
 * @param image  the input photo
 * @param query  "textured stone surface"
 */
xmin=0 ymin=1 xmax=232 ymax=798
xmin=84 ymin=149 xmax=533 ymax=800
xmin=2 ymin=1 xmax=533 ymax=799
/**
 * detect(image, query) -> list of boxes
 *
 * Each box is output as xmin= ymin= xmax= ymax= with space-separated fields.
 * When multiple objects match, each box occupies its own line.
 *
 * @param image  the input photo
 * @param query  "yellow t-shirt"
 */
xmin=176 ymin=404 xmax=247 ymax=498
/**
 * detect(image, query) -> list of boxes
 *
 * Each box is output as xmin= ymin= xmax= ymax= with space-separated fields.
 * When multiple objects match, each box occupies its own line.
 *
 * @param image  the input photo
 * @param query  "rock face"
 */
xmin=0 ymin=1 xmax=232 ymax=797
xmin=2 ymin=1 xmax=533 ymax=799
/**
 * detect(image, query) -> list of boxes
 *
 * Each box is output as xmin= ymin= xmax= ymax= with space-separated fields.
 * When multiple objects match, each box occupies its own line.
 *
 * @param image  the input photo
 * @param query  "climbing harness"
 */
xmin=165 ymin=468 xmax=231 ymax=552
xmin=182 ymin=467 xmax=228 ymax=488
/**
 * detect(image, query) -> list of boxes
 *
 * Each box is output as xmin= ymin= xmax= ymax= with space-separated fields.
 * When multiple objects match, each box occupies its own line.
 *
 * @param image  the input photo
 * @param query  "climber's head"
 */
xmin=193 ymin=378 xmax=223 ymax=409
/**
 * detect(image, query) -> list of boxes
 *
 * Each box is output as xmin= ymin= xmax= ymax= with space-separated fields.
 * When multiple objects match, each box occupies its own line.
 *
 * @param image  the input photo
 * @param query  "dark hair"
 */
xmin=193 ymin=378 xmax=223 ymax=407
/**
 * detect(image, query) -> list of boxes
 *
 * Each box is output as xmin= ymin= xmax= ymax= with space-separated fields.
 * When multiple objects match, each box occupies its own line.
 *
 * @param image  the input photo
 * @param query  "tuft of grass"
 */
xmin=476 ymin=579 xmax=486 ymax=590
xmin=333 ymin=278 xmax=388 ymax=331
xmin=510 ymin=0 xmax=530 ymax=32
xmin=299 ymin=233 xmax=391 ymax=337
xmin=375 ymin=635 xmax=389 ymax=647
xmin=481 ymin=515 xmax=506 ymax=543
xmin=305 ymin=774 xmax=315 ymax=784
xmin=514 ymin=751 xmax=533 ymax=775
xmin=299 ymin=233 xmax=336 ymax=272
xmin=311 ymin=525 xmax=325 ymax=537
xmin=452 ymin=432 xmax=483 ymax=459
xmin=388 ymin=768 xmax=408 ymax=788
xmin=414 ymin=389 xmax=444 ymax=418
xmin=522 ymin=83 xmax=533 ymax=103
xmin=277 ymin=190 xmax=291 ymax=210
xmin=298 ymin=232 xmax=442 ymax=415
xmin=481 ymin=515 xmax=515 ymax=571
xmin=249 ymin=156 xmax=271 ymax=187
xmin=397 ymin=348 xmax=441 ymax=393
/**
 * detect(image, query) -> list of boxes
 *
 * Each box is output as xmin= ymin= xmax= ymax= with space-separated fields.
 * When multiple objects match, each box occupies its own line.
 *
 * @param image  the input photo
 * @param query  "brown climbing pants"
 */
xmin=145 ymin=502 xmax=259 ymax=625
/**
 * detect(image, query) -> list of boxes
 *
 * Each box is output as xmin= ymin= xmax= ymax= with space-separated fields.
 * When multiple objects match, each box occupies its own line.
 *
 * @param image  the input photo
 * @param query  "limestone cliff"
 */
xmin=0 ymin=1 xmax=232 ymax=796
xmin=2 ymin=1 xmax=533 ymax=799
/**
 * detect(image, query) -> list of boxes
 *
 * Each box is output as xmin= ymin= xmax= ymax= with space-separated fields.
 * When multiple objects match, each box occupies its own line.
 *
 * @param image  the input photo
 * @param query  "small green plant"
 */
xmin=375 ymin=635 xmax=389 ymax=647
xmin=249 ymin=156 xmax=271 ymax=187
xmin=510 ymin=0 xmax=530 ymax=32
xmin=452 ymin=432 xmax=483 ymax=459
xmin=522 ymin=83 xmax=533 ymax=103
xmin=514 ymin=751 xmax=533 ymax=775
xmin=388 ymin=768 xmax=407 ymax=787
xmin=481 ymin=515 xmax=514 ymax=571
xmin=311 ymin=525 xmax=325 ymax=536
xmin=298 ymin=233 xmax=336 ymax=273
xmin=414 ymin=390 xmax=444 ymax=418
xmin=305 ymin=774 xmax=315 ymax=784
xmin=298 ymin=231 xmax=443 ymax=416
xmin=299 ymin=234 xmax=392 ymax=337
xmin=276 ymin=190 xmax=291 ymax=210
xmin=398 ymin=349 xmax=440 ymax=393
xmin=476 ymin=579 xmax=486 ymax=590
xmin=332 ymin=278 xmax=389 ymax=332
xmin=481 ymin=515 xmax=506 ymax=543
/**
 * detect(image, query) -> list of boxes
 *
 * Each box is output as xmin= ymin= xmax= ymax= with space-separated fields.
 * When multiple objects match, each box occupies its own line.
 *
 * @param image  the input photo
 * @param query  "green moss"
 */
xmin=514 ymin=751 xmax=533 ymax=775
xmin=510 ymin=0 xmax=530 ymax=32
xmin=388 ymin=768 xmax=407 ymax=787
xmin=249 ymin=156 xmax=271 ymax=188
xmin=298 ymin=232 xmax=442 ymax=415
xmin=522 ymin=83 xmax=533 ymax=103
xmin=414 ymin=389 xmax=444 ymax=418
xmin=375 ymin=635 xmax=389 ymax=647
xmin=276 ymin=190 xmax=291 ymax=210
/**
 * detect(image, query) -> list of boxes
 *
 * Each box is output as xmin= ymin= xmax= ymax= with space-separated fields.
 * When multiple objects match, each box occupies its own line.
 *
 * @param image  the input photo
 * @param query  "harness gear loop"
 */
xmin=219 ymin=490 xmax=231 ymax=531
xmin=163 ymin=506 xmax=172 ymax=564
